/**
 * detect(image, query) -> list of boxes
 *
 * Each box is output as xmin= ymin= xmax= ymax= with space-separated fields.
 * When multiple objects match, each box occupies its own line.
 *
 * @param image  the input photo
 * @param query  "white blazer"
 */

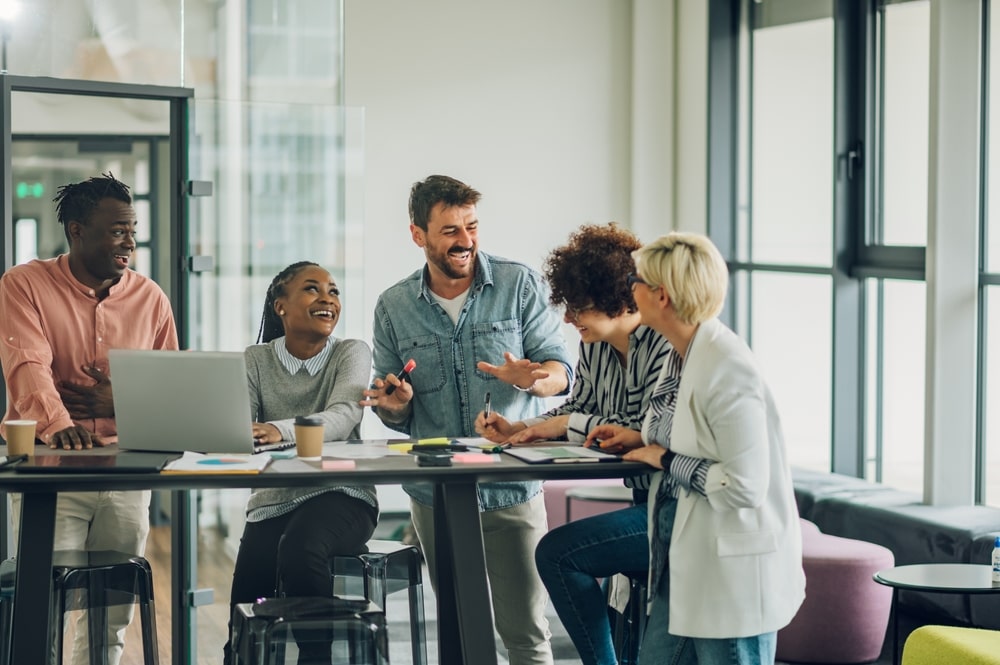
xmin=642 ymin=317 xmax=805 ymax=638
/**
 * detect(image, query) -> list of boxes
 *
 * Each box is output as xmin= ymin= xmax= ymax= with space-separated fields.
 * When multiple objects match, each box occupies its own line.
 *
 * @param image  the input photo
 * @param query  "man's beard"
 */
xmin=429 ymin=245 xmax=476 ymax=280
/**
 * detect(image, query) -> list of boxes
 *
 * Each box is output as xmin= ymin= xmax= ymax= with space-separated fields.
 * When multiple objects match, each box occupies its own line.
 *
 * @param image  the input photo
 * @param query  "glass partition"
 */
xmin=1 ymin=0 xmax=189 ymax=86
xmin=186 ymin=101 xmax=365 ymax=352
xmin=187 ymin=100 xmax=363 ymax=656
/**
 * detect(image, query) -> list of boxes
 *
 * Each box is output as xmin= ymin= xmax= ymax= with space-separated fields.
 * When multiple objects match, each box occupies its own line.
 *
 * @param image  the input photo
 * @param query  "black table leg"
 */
xmin=433 ymin=482 xmax=498 ymax=665
xmin=11 ymin=491 xmax=57 ymax=665
xmin=892 ymin=588 xmax=900 ymax=665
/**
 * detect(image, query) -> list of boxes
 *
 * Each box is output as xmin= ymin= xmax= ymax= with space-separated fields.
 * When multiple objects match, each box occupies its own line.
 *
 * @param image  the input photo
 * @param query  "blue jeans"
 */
xmin=638 ymin=500 xmax=776 ymax=665
xmin=534 ymin=504 xmax=650 ymax=665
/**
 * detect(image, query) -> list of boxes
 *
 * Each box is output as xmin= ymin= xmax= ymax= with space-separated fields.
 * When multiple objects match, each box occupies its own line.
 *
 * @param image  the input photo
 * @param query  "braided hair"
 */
xmin=52 ymin=172 xmax=132 ymax=242
xmin=257 ymin=261 xmax=321 ymax=344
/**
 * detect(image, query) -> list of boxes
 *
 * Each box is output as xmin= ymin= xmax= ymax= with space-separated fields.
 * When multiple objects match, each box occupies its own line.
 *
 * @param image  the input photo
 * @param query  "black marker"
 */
xmin=0 ymin=454 xmax=28 ymax=470
xmin=384 ymin=358 xmax=416 ymax=395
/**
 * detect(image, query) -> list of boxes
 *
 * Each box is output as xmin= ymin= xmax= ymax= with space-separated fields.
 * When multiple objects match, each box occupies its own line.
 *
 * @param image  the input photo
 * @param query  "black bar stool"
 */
xmin=330 ymin=540 xmax=427 ymax=665
xmin=231 ymin=597 xmax=389 ymax=665
xmin=0 ymin=550 xmax=159 ymax=665
xmin=607 ymin=571 xmax=647 ymax=665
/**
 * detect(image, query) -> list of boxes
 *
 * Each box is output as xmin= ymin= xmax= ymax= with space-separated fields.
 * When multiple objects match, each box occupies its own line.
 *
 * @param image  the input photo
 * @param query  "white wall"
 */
xmin=345 ymin=0 xmax=633 ymax=325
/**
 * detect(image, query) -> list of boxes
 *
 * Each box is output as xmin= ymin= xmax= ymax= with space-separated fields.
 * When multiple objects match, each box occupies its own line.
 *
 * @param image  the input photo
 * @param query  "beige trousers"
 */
xmin=410 ymin=493 xmax=554 ymax=665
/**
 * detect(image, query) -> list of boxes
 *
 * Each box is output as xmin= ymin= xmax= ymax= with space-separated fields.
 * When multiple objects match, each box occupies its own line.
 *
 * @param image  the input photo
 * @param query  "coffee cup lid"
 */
xmin=294 ymin=415 xmax=323 ymax=427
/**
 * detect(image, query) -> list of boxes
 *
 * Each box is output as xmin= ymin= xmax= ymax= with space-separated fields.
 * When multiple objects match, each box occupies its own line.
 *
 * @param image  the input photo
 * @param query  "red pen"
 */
xmin=384 ymin=358 xmax=416 ymax=395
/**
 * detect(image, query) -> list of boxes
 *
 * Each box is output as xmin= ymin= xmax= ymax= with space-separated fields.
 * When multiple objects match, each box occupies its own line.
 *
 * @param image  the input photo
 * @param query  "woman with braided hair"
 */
xmin=222 ymin=261 xmax=378 ymax=665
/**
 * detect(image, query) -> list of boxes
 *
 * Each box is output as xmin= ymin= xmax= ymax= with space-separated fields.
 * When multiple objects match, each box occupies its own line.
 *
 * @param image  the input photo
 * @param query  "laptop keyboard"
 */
xmin=253 ymin=440 xmax=296 ymax=454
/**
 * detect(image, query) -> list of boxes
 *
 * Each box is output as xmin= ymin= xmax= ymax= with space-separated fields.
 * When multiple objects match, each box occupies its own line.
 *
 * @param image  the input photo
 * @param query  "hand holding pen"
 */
xmin=384 ymin=358 xmax=416 ymax=396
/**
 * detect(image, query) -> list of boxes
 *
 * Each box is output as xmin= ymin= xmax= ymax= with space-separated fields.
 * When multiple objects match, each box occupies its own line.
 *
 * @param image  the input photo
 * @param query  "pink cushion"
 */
xmin=776 ymin=519 xmax=895 ymax=664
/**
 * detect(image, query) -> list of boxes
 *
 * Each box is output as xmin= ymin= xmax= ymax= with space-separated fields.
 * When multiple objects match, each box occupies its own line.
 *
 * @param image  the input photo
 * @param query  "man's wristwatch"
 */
xmin=660 ymin=448 xmax=676 ymax=470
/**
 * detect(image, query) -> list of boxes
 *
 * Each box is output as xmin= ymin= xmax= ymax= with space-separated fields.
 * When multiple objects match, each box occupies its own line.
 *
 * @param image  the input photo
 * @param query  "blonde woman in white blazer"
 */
xmin=587 ymin=232 xmax=805 ymax=665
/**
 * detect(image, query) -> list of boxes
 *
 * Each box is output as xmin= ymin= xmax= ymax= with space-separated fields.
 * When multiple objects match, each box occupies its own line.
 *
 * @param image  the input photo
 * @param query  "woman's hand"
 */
xmin=506 ymin=415 xmax=570 ymax=444
xmin=475 ymin=412 xmax=525 ymax=443
xmin=623 ymin=444 xmax=668 ymax=468
xmin=584 ymin=424 xmax=643 ymax=453
xmin=252 ymin=422 xmax=282 ymax=444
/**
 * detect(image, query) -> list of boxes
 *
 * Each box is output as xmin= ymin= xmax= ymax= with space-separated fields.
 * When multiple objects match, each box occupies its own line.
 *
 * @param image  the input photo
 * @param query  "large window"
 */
xmin=735 ymin=0 xmax=834 ymax=473
xmin=729 ymin=0 xmax=982 ymax=501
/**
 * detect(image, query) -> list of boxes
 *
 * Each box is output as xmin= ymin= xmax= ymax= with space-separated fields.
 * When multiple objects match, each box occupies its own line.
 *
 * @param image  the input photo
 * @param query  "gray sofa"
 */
xmin=791 ymin=468 xmax=1000 ymax=629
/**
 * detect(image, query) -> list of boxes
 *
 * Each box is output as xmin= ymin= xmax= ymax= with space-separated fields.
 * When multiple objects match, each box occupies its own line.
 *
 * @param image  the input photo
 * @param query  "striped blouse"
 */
xmin=521 ymin=324 xmax=674 ymax=490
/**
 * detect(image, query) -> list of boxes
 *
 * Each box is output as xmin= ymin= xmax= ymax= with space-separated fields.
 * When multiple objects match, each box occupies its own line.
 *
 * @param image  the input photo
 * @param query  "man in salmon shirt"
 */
xmin=0 ymin=172 xmax=178 ymax=665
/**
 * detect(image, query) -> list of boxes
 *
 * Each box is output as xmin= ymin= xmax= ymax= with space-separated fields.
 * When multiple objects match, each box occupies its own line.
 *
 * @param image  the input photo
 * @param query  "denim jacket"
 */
xmin=372 ymin=251 xmax=573 ymax=511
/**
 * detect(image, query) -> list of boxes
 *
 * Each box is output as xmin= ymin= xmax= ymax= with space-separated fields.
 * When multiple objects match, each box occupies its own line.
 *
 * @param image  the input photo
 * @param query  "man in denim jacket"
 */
xmin=361 ymin=174 xmax=572 ymax=665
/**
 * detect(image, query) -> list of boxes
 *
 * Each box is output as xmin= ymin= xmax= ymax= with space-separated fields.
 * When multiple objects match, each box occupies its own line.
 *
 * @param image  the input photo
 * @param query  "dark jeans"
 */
xmin=222 ymin=491 xmax=378 ymax=665
xmin=534 ymin=503 xmax=650 ymax=665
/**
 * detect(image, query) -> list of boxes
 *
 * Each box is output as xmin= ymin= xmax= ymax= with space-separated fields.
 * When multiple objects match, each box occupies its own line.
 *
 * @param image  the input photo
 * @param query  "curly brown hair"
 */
xmin=543 ymin=223 xmax=642 ymax=317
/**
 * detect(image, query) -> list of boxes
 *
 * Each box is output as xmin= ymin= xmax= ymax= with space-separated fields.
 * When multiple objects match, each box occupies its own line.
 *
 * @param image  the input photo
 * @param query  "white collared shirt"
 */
xmin=273 ymin=336 xmax=333 ymax=376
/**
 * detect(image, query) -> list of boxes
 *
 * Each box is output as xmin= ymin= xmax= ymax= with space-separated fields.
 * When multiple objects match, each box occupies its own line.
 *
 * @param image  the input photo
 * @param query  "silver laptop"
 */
xmin=109 ymin=349 xmax=293 ymax=455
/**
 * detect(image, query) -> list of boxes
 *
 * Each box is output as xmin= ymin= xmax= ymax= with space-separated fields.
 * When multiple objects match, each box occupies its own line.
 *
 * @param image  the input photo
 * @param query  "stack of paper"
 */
xmin=162 ymin=451 xmax=272 ymax=474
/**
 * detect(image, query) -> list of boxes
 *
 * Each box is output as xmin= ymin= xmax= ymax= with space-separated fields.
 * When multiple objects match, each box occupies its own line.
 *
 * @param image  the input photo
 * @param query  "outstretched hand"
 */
xmin=476 ymin=352 xmax=549 ymax=391
xmin=58 ymin=366 xmax=115 ymax=420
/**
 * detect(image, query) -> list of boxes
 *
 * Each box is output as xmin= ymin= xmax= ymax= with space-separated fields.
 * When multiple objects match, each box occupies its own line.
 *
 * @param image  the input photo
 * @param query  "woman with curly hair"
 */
xmin=476 ymin=223 xmax=679 ymax=665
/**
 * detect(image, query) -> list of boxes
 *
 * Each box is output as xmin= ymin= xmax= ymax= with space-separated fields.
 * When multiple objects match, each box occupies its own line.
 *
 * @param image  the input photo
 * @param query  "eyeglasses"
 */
xmin=564 ymin=304 xmax=595 ymax=319
xmin=627 ymin=273 xmax=660 ymax=291
xmin=627 ymin=274 xmax=647 ymax=288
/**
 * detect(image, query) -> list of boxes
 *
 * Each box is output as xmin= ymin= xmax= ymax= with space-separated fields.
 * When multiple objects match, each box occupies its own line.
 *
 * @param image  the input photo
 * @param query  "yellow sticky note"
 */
xmin=416 ymin=437 xmax=450 ymax=445
xmin=388 ymin=443 xmax=414 ymax=453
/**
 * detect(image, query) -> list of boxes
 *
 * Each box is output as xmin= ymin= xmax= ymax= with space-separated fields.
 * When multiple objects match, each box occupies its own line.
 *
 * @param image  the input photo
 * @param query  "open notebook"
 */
xmin=503 ymin=446 xmax=622 ymax=464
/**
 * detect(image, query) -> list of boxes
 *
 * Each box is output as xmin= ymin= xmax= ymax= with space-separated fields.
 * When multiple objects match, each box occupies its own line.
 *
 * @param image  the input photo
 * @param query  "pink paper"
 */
xmin=322 ymin=460 xmax=357 ymax=470
xmin=453 ymin=453 xmax=499 ymax=464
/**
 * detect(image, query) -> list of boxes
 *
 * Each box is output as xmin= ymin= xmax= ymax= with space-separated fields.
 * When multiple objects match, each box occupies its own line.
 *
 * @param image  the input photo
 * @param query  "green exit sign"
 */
xmin=15 ymin=182 xmax=44 ymax=199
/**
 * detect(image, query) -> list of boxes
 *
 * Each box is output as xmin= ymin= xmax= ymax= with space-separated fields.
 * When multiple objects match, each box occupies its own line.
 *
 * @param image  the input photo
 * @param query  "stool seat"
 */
xmin=232 ymin=597 xmax=389 ymax=665
xmin=902 ymin=625 xmax=1000 ymax=665
xmin=776 ymin=519 xmax=894 ymax=664
xmin=331 ymin=539 xmax=426 ymax=665
xmin=0 ymin=550 xmax=158 ymax=665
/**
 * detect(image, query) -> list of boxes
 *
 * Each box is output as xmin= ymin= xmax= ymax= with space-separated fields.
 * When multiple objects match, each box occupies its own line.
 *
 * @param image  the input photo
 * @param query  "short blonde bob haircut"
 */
xmin=632 ymin=232 xmax=729 ymax=326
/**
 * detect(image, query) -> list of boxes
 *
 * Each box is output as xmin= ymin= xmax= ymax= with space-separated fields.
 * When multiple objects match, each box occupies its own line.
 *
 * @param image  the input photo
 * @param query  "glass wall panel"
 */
xmin=187 ymin=102 xmax=363 ymax=353
xmin=868 ymin=278 xmax=926 ymax=494
xmin=2 ymin=0 xmax=188 ymax=86
xmin=986 ymin=287 xmax=1000 ymax=507
xmin=748 ymin=9 xmax=833 ymax=267
xmin=748 ymin=271 xmax=832 ymax=471
xmin=877 ymin=0 xmax=930 ymax=246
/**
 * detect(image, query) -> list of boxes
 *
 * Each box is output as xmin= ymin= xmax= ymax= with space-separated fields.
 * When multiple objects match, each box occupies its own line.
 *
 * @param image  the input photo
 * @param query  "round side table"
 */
xmin=873 ymin=563 xmax=1000 ymax=665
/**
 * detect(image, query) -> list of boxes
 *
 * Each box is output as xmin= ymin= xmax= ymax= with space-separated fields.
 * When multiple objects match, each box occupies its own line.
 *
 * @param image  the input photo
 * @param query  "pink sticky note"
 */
xmin=453 ymin=453 xmax=499 ymax=464
xmin=322 ymin=460 xmax=357 ymax=470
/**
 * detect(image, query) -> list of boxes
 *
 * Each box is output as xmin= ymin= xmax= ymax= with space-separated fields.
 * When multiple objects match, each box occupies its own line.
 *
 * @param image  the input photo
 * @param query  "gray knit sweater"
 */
xmin=243 ymin=337 xmax=378 ymax=522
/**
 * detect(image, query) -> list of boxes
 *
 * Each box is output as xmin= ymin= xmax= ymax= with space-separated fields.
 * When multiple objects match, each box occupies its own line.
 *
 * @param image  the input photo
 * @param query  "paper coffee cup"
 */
xmin=4 ymin=420 xmax=37 ymax=456
xmin=294 ymin=415 xmax=323 ymax=461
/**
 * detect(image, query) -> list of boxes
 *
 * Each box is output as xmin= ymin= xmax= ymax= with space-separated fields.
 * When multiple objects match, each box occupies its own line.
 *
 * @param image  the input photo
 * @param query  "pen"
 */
xmin=484 ymin=391 xmax=492 ymax=419
xmin=0 ymin=454 xmax=28 ymax=470
xmin=384 ymin=358 xmax=416 ymax=395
